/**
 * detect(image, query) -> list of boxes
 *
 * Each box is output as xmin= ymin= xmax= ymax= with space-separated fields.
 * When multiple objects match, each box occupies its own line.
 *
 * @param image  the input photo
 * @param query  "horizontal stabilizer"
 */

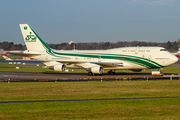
xmin=7 ymin=51 xmax=41 ymax=56
xmin=1 ymin=54 xmax=12 ymax=61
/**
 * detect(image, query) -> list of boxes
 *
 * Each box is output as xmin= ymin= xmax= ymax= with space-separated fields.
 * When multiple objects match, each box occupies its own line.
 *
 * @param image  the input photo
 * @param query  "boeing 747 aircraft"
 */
xmin=6 ymin=24 xmax=178 ymax=75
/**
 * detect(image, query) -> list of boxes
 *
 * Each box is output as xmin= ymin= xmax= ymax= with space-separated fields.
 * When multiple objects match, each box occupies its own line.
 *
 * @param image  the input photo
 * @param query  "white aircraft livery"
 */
xmin=7 ymin=24 xmax=178 ymax=75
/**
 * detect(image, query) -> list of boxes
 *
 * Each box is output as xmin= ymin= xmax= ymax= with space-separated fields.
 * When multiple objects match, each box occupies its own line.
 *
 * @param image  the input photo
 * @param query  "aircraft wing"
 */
xmin=58 ymin=61 xmax=124 ymax=67
xmin=2 ymin=53 xmax=127 ymax=68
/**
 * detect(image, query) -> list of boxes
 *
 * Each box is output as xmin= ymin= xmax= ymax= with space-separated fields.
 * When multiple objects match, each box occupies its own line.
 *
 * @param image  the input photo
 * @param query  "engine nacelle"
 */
xmin=90 ymin=66 xmax=104 ymax=74
xmin=130 ymin=69 xmax=143 ymax=72
xmin=49 ymin=64 xmax=66 ymax=72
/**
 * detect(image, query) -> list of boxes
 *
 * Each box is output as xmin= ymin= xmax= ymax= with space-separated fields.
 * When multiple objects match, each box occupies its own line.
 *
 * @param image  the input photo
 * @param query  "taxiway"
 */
xmin=0 ymin=72 xmax=179 ymax=82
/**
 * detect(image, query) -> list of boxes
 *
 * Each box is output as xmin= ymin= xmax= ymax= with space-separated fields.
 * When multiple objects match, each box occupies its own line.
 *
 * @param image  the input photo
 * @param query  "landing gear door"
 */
xmin=98 ymin=56 xmax=101 ymax=62
xmin=45 ymin=55 xmax=48 ymax=60
xmin=75 ymin=56 xmax=79 ymax=61
xmin=135 ymin=47 xmax=139 ymax=54
xmin=148 ymin=55 xmax=152 ymax=60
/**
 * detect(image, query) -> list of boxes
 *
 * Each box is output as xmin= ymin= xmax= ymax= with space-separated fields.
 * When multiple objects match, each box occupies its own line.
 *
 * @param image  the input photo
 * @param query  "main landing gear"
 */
xmin=107 ymin=70 xmax=116 ymax=75
xmin=88 ymin=72 xmax=94 ymax=76
xmin=88 ymin=70 xmax=116 ymax=76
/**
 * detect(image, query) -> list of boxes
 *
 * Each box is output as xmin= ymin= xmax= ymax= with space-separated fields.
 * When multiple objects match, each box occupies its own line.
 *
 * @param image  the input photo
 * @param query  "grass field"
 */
xmin=0 ymin=61 xmax=180 ymax=119
xmin=0 ymin=81 xmax=180 ymax=119
xmin=1 ymin=98 xmax=180 ymax=120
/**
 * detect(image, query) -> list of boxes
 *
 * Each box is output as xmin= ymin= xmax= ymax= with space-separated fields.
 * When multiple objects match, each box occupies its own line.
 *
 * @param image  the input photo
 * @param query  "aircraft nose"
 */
xmin=171 ymin=56 xmax=178 ymax=64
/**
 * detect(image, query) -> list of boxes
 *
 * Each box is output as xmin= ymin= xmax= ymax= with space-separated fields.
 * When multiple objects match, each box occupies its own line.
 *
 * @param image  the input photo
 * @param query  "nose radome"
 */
xmin=171 ymin=56 xmax=178 ymax=64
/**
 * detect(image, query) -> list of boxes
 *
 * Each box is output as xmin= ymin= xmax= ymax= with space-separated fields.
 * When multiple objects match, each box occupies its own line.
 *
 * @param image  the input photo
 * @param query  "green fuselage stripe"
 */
xmin=31 ymin=28 xmax=163 ymax=69
xmin=51 ymin=50 xmax=162 ymax=68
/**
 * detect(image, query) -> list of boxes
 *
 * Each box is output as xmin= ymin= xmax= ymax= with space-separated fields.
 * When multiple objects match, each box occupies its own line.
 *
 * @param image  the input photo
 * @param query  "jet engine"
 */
xmin=90 ymin=66 xmax=104 ymax=74
xmin=49 ymin=64 xmax=66 ymax=72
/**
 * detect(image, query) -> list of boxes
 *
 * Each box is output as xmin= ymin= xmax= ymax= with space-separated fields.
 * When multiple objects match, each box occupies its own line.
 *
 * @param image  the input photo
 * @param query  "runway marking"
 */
xmin=0 ymin=96 xmax=180 ymax=104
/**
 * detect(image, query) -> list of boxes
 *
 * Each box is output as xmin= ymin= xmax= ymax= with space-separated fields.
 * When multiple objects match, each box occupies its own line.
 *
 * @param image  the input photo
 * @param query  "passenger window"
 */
xmin=139 ymin=50 xmax=145 ymax=52
xmin=160 ymin=49 xmax=167 ymax=51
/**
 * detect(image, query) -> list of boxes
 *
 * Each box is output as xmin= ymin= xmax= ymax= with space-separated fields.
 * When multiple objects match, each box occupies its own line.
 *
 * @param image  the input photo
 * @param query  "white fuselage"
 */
xmin=29 ymin=46 xmax=178 ymax=70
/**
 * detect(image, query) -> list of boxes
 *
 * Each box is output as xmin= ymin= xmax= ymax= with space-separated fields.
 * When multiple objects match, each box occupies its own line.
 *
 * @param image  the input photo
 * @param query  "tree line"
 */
xmin=0 ymin=40 xmax=179 ymax=52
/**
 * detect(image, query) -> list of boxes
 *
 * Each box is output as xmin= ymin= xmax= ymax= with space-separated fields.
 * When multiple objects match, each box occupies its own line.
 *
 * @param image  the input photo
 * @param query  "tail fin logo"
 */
xmin=25 ymin=32 xmax=37 ymax=42
xmin=24 ymin=26 xmax=27 ymax=30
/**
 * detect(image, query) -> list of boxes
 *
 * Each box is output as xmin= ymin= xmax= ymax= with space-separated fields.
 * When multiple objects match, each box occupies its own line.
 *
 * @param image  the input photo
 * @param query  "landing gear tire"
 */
xmin=88 ymin=72 xmax=94 ymax=76
xmin=107 ymin=71 xmax=116 ymax=75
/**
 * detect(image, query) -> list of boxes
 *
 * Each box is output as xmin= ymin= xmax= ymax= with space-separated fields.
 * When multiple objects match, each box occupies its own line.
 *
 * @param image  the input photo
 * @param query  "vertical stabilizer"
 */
xmin=19 ymin=24 xmax=50 ymax=51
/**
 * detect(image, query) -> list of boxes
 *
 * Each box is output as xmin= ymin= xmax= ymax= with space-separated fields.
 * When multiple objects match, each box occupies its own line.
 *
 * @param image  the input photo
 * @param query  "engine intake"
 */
xmin=49 ymin=64 xmax=66 ymax=72
xmin=90 ymin=66 xmax=104 ymax=74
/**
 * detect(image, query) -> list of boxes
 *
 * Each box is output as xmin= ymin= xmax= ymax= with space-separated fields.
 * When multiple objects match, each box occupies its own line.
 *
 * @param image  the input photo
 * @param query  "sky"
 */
xmin=0 ymin=0 xmax=180 ymax=45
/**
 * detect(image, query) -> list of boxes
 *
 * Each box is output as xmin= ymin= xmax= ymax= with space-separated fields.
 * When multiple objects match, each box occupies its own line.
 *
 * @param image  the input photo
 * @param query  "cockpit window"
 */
xmin=160 ymin=49 xmax=167 ymax=51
